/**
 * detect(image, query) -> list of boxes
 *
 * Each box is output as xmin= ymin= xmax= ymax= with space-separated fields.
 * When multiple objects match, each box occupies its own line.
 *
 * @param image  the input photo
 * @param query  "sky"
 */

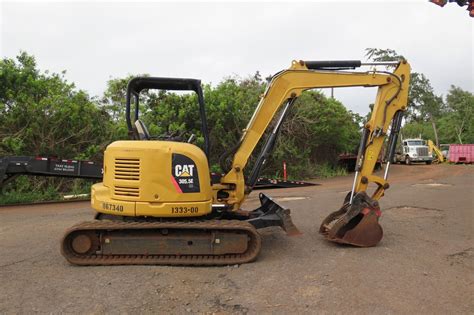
xmin=1 ymin=0 xmax=473 ymax=115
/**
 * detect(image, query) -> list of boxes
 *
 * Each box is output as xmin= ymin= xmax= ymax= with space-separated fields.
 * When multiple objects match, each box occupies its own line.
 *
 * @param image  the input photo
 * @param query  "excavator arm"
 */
xmin=428 ymin=140 xmax=445 ymax=163
xmin=219 ymin=59 xmax=411 ymax=247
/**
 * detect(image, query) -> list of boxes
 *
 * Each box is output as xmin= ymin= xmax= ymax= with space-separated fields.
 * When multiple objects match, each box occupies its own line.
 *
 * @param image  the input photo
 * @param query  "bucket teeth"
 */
xmin=320 ymin=192 xmax=383 ymax=247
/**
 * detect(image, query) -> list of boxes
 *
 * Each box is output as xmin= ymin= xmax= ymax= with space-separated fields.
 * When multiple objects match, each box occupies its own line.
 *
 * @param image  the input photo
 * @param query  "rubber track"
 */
xmin=61 ymin=220 xmax=262 ymax=266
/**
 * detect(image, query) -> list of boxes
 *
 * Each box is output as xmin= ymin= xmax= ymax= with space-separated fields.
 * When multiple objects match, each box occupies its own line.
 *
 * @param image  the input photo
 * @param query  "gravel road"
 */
xmin=1 ymin=164 xmax=472 ymax=314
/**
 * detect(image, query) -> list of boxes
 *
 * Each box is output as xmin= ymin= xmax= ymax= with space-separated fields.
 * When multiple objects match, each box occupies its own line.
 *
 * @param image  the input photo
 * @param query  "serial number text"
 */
xmin=171 ymin=206 xmax=199 ymax=214
xmin=102 ymin=202 xmax=124 ymax=212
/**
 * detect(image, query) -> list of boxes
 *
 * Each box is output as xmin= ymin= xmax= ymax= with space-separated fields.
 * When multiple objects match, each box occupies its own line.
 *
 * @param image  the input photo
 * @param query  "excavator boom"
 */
xmin=428 ymin=139 xmax=445 ymax=163
xmin=219 ymin=59 xmax=411 ymax=247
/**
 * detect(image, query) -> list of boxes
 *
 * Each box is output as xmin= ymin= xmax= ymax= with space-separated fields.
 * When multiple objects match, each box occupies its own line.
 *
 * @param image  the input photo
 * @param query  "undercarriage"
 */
xmin=61 ymin=193 xmax=300 ymax=266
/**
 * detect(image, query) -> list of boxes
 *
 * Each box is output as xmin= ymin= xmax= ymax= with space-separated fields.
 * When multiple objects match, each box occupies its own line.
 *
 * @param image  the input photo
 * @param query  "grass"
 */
xmin=0 ymin=186 xmax=61 ymax=205
xmin=314 ymin=163 xmax=348 ymax=179
xmin=0 ymin=177 xmax=93 ymax=205
xmin=262 ymin=162 xmax=348 ymax=180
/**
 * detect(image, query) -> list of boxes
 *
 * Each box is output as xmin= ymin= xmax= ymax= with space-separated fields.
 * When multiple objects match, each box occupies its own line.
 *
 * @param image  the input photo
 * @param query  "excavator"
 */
xmin=428 ymin=139 xmax=445 ymax=163
xmin=61 ymin=59 xmax=411 ymax=266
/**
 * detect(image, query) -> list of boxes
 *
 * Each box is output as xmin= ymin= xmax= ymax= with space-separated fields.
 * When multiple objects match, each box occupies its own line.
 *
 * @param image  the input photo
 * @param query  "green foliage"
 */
xmin=314 ymin=163 xmax=348 ymax=179
xmin=443 ymin=85 xmax=474 ymax=144
xmin=104 ymin=74 xmax=360 ymax=178
xmin=0 ymin=52 xmax=112 ymax=202
xmin=401 ymin=85 xmax=474 ymax=144
xmin=204 ymin=74 xmax=265 ymax=164
xmin=98 ymin=74 xmax=265 ymax=166
xmin=0 ymin=52 xmax=113 ymax=160
xmin=265 ymin=91 xmax=360 ymax=178
xmin=365 ymin=48 xmax=405 ymax=62
xmin=1 ymin=52 xmax=361 ymax=205
xmin=366 ymin=48 xmax=444 ymax=121
xmin=0 ymin=186 xmax=60 ymax=205
xmin=0 ymin=175 xmax=92 ymax=205
xmin=4 ymin=50 xmax=470 ymax=203
xmin=401 ymin=120 xmax=435 ymax=140
xmin=366 ymin=48 xmax=444 ymax=145
xmin=0 ymin=175 xmax=60 ymax=204
xmin=407 ymin=73 xmax=444 ymax=122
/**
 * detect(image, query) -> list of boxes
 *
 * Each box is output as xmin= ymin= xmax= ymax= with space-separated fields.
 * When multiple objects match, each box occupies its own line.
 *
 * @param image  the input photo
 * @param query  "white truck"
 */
xmin=394 ymin=138 xmax=433 ymax=165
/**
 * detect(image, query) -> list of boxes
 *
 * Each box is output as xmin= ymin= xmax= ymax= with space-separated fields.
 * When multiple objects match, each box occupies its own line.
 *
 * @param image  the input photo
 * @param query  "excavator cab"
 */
xmin=85 ymin=78 xmax=216 ymax=222
xmin=125 ymin=77 xmax=210 ymax=157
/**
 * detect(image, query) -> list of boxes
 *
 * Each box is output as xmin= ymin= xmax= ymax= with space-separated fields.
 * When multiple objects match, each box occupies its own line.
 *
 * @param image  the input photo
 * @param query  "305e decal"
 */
xmin=171 ymin=153 xmax=200 ymax=193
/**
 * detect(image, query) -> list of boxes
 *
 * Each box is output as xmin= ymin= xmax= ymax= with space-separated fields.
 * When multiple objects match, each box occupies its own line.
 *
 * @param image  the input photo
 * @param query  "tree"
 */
xmin=400 ymin=86 xmax=474 ymax=145
xmin=365 ymin=48 xmax=444 ymax=146
xmin=100 ymin=75 xmax=145 ymax=141
xmin=365 ymin=48 xmax=405 ymax=62
xmin=100 ymin=73 xmax=360 ymax=177
xmin=0 ymin=52 xmax=112 ymax=159
xmin=407 ymin=73 xmax=444 ymax=146
xmin=442 ymin=86 xmax=474 ymax=144
xmin=269 ymin=91 xmax=360 ymax=177
xmin=101 ymin=76 xmax=133 ymax=122
xmin=0 ymin=51 xmax=366 ymax=205
xmin=99 ymin=74 xmax=264 ymax=168
xmin=0 ymin=52 xmax=115 ymax=200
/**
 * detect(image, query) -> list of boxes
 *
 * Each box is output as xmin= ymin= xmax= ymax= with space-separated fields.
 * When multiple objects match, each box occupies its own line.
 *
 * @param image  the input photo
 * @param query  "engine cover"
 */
xmin=91 ymin=141 xmax=212 ymax=217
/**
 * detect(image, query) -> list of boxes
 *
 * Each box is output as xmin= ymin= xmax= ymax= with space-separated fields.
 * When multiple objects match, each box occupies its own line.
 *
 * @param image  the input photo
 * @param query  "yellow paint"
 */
xmin=92 ymin=141 xmax=212 ymax=217
xmin=367 ymin=150 xmax=374 ymax=161
xmin=221 ymin=60 xmax=411 ymax=207
xmin=91 ymin=59 xmax=411 ymax=217
xmin=428 ymin=139 xmax=445 ymax=163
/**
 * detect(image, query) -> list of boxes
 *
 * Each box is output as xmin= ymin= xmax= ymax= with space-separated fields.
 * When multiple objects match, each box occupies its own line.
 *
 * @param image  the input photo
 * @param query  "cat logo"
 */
xmin=172 ymin=153 xmax=200 ymax=193
xmin=175 ymin=164 xmax=195 ymax=177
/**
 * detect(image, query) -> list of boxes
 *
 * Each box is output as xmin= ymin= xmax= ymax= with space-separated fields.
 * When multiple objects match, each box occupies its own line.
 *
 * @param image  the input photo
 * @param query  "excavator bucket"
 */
xmin=319 ymin=192 xmax=383 ymax=247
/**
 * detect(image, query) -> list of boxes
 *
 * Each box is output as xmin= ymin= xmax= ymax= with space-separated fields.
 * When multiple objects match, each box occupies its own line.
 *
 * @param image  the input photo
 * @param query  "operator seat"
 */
xmin=134 ymin=120 xmax=151 ymax=140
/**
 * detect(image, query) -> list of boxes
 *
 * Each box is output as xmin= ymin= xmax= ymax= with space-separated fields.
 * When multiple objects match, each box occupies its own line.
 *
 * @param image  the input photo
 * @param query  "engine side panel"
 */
xmin=92 ymin=140 xmax=212 ymax=217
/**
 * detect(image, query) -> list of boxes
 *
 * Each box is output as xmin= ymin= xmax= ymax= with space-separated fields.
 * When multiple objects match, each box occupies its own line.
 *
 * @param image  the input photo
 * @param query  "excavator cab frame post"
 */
xmin=125 ymin=77 xmax=211 ymax=158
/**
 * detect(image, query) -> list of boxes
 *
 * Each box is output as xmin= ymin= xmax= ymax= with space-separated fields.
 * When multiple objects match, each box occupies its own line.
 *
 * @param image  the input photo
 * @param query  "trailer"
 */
xmin=337 ymin=153 xmax=382 ymax=171
xmin=0 ymin=156 xmax=102 ymax=187
xmin=1 ymin=156 xmax=316 ymax=190
xmin=448 ymin=144 xmax=474 ymax=163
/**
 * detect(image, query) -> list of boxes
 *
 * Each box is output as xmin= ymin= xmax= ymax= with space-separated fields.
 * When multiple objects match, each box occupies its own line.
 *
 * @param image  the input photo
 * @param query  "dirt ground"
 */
xmin=1 ymin=164 xmax=473 ymax=314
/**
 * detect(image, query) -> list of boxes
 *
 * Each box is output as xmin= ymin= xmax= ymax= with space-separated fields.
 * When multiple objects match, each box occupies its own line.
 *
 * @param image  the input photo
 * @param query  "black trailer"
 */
xmin=1 ymin=156 xmax=315 ymax=190
xmin=0 ymin=156 xmax=102 ymax=188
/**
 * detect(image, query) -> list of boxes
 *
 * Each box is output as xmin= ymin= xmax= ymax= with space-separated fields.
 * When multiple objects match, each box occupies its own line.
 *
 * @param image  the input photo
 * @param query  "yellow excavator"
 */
xmin=428 ymin=139 xmax=445 ymax=163
xmin=61 ymin=59 xmax=411 ymax=265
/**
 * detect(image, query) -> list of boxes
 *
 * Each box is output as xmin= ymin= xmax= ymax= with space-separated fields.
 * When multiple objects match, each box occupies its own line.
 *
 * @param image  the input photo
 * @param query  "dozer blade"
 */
xmin=319 ymin=191 xmax=383 ymax=247
xmin=248 ymin=193 xmax=302 ymax=236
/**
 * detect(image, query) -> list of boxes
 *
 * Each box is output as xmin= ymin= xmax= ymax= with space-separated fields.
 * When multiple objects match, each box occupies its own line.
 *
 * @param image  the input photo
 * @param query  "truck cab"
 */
xmin=395 ymin=139 xmax=433 ymax=165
